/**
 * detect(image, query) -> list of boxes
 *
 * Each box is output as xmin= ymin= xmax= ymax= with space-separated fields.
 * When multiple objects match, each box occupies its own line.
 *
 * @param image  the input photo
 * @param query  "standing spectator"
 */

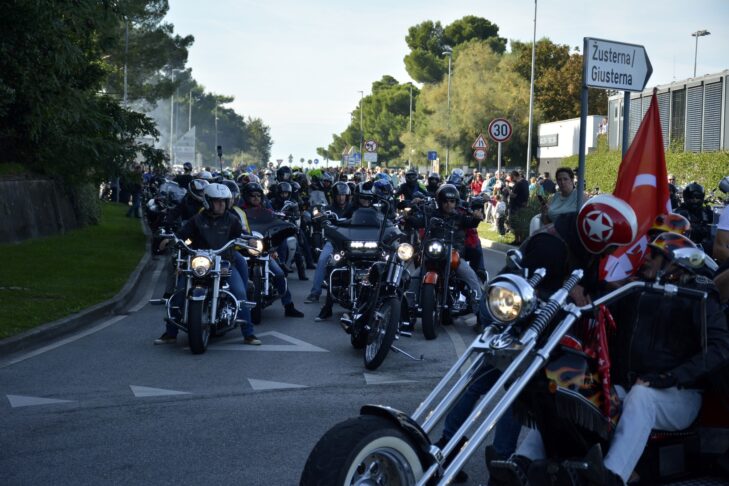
xmin=541 ymin=172 xmax=556 ymax=195
xmin=125 ymin=164 xmax=143 ymax=218
xmin=528 ymin=176 xmax=544 ymax=198
xmin=506 ymin=170 xmax=529 ymax=244
xmin=471 ymin=172 xmax=484 ymax=196
xmin=667 ymin=173 xmax=681 ymax=210
xmin=541 ymin=167 xmax=580 ymax=224
xmin=495 ymin=195 xmax=507 ymax=235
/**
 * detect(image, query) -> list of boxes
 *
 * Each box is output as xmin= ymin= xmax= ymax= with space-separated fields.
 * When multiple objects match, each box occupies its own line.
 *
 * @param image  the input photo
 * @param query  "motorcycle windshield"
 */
xmin=245 ymin=207 xmax=297 ymax=245
xmin=160 ymin=182 xmax=187 ymax=204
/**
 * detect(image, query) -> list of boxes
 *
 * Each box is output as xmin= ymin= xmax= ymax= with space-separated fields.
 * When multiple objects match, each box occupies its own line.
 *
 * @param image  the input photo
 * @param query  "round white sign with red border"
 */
xmin=488 ymin=118 xmax=512 ymax=143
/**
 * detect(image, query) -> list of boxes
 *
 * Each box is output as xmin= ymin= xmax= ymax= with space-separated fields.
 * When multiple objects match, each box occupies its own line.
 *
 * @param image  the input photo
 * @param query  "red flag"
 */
xmin=601 ymin=93 xmax=671 ymax=282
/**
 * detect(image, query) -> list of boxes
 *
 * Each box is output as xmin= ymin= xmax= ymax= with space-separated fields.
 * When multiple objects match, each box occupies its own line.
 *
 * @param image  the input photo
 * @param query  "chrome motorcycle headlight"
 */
xmin=248 ymin=238 xmax=264 ymax=256
xmin=191 ymin=256 xmax=212 ymax=277
xmin=424 ymin=240 xmax=445 ymax=259
xmin=396 ymin=243 xmax=415 ymax=261
xmin=486 ymin=274 xmax=537 ymax=324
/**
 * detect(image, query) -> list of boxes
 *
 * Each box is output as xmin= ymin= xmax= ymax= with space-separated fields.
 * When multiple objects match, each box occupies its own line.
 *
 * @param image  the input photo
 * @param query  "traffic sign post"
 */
xmin=577 ymin=37 xmax=652 ymax=207
xmin=488 ymin=118 xmax=512 ymax=177
xmin=364 ymin=140 xmax=378 ymax=153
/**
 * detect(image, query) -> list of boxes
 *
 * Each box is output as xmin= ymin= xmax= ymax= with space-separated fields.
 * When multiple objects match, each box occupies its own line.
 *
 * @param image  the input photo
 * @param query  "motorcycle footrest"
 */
xmin=149 ymin=298 xmax=167 ymax=306
xmin=239 ymin=300 xmax=257 ymax=309
xmin=399 ymin=330 xmax=413 ymax=338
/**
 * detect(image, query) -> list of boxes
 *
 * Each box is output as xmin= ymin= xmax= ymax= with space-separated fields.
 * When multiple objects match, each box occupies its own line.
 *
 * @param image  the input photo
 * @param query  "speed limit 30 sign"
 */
xmin=488 ymin=118 xmax=512 ymax=143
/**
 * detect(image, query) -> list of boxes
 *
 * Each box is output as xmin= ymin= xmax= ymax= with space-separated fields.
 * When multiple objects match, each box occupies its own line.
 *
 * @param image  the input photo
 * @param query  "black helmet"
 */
xmin=683 ymin=182 xmax=705 ymax=209
xmin=188 ymin=179 xmax=209 ymax=202
xmin=244 ymin=182 xmax=264 ymax=200
xmin=352 ymin=172 xmax=363 ymax=183
xmin=183 ymin=161 xmax=193 ymax=172
xmin=276 ymin=166 xmax=292 ymax=182
xmin=436 ymin=183 xmax=460 ymax=205
xmin=331 ymin=181 xmax=351 ymax=197
xmin=290 ymin=181 xmax=301 ymax=194
xmin=357 ymin=181 xmax=374 ymax=200
xmin=221 ymin=179 xmax=240 ymax=203
xmin=719 ymin=176 xmax=729 ymax=195
xmin=278 ymin=181 xmax=292 ymax=196
xmin=405 ymin=168 xmax=418 ymax=184
xmin=427 ymin=172 xmax=441 ymax=186
xmin=321 ymin=173 xmax=334 ymax=187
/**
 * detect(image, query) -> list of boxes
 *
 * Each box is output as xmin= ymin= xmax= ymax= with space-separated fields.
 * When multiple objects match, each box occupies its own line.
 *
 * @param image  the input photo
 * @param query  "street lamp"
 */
xmin=357 ymin=90 xmax=364 ymax=168
xmin=409 ymin=83 xmax=413 ymax=169
xmin=525 ymin=0 xmax=538 ymax=178
xmin=442 ymin=46 xmax=453 ymax=174
xmin=691 ymin=30 xmax=710 ymax=77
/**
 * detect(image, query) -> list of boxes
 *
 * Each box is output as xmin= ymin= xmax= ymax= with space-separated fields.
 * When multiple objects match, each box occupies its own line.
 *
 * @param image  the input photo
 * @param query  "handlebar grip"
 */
xmin=674 ymin=286 xmax=707 ymax=300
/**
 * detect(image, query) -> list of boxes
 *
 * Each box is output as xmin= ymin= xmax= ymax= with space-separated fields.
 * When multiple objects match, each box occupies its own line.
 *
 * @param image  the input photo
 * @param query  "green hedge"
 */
xmin=562 ymin=147 xmax=728 ymax=195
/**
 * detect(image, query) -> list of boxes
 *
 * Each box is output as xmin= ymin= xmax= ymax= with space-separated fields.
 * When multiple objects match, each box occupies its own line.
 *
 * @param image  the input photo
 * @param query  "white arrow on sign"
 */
xmin=584 ymin=37 xmax=652 ymax=92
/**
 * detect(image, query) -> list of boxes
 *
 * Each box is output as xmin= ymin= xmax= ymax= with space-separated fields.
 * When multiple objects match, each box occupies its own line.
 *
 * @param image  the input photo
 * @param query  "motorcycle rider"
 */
xmin=154 ymin=183 xmax=261 ymax=346
xmin=175 ymin=161 xmax=195 ymax=190
xmin=676 ymin=182 xmax=715 ymax=255
xmin=395 ymin=168 xmax=425 ymax=203
xmin=425 ymin=172 xmax=441 ymax=198
xmin=238 ymin=182 xmax=305 ymax=318
xmin=501 ymin=232 xmax=729 ymax=486
xmin=270 ymin=181 xmax=308 ymax=280
xmin=304 ymin=181 xmax=354 ymax=306
xmin=407 ymin=183 xmax=485 ymax=314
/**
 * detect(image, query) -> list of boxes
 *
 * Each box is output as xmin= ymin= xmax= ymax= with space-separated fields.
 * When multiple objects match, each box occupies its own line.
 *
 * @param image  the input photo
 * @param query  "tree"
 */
xmin=404 ymin=16 xmax=507 ymax=84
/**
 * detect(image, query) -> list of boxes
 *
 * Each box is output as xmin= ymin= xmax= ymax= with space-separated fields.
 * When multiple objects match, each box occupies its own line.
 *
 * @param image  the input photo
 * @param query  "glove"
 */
xmin=637 ymin=372 xmax=677 ymax=389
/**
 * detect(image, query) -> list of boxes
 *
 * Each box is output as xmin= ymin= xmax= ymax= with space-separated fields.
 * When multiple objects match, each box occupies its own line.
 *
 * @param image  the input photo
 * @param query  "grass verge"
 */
xmin=477 ymin=223 xmax=517 ymax=246
xmin=0 ymin=202 xmax=146 ymax=339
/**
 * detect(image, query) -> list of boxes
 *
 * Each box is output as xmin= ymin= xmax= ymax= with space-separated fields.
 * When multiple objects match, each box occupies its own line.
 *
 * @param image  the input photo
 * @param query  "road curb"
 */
xmin=480 ymin=237 xmax=516 ymax=253
xmin=0 ymin=218 xmax=154 ymax=358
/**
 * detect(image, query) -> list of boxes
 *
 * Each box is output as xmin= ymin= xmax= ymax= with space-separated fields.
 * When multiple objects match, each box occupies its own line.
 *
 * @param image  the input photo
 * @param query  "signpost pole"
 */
xmin=622 ymin=93 xmax=631 ymax=159
xmin=497 ymin=142 xmax=502 ymax=176
xmin=577 ymin=37 xmax=589 ymax=209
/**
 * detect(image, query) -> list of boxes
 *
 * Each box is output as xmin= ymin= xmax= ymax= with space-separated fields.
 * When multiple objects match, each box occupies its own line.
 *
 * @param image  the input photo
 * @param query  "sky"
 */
xmin=165 ymin=0 xmax=729 ymax=165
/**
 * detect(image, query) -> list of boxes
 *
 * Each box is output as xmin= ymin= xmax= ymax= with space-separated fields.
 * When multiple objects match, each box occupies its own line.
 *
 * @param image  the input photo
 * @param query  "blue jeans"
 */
xmin=309 ymin=242 xmax=334 ymax=297
xmin=268 ymin=257 xmax=292 ymax=306
xmin=443 ymin=362 xmax=521 ymax=458
xmin=126 ymin=192 xmax=141 ymax=217
xmin=166 ymin=253 xmax=253 ymax=337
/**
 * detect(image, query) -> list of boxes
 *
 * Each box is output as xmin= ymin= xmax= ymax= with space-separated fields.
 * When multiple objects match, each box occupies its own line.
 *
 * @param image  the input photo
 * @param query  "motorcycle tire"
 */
xmin=364 ymin=298 xmax=400 ymax=370
xmin=300 ymin=415 xmax=425 ymax=486
xmin=420 ymin=284 xmax=439 ymax=340
xmin=251 ymin=267 xmax=263 ymax=325
xmin=187 ymin=300 xmax=209 ymax=354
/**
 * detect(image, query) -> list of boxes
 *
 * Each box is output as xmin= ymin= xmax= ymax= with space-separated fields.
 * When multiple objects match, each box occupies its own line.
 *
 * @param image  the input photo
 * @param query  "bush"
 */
xmin=562 ymin=150 xmax=728 ymax=194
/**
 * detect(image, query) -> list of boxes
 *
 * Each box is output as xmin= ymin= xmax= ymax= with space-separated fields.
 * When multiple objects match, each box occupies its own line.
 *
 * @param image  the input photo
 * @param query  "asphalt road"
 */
xmin=0 ymin=248 xmax=507 ymax=486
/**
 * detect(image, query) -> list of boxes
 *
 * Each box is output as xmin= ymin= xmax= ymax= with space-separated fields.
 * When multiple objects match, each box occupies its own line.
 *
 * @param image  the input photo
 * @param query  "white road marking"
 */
xmin=0 ymin=315 xmax=128 ymax=368
xmin=248 ymin=378 xmax=308 ymax=391
xmin=130 ymin=385 xmax=191 ymax=398
xmin=211 ymin=331 xmax=328 ymax=352
xmin=6 ymin=394 xmax=74 ymax=408
xmin=363 ymin=373 xmax=416 ymax=385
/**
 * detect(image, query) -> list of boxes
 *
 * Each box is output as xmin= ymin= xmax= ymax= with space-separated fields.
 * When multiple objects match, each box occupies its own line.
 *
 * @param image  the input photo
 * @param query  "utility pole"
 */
xmin=169 ymin=94 xmax=174 ymax=162
xmin=123 ymin=19 xmax=128 ymax=108
xmin=409 ymin=84 xmax=413 ymax=169
xmin=358 ymin=90 xmax=364 ymax=168
xmin=188 ymin=90 xmax=192 ymax=131
xmin=525 ymin=0 xmax=538 ymax=178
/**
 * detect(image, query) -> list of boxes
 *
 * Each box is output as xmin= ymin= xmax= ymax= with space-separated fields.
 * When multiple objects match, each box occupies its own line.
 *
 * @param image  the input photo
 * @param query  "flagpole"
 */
xmin=576 ymin=37 xmax=589 ymax=209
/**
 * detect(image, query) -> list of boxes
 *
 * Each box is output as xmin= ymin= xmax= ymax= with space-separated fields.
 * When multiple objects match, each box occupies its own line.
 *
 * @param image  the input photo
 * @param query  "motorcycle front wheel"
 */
xmin=420 ymin=284 xmax=439 ymax=340
xmin=364 ymin=297 xmax=400 ymax=370
xmin=300 ymin=415 xmax=425 ymax=486
xmin=187 ymin=300 xmax=209 ymax=354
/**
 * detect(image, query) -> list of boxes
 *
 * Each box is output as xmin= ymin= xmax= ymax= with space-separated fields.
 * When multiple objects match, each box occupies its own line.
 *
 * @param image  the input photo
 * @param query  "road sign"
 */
xmin=584 ymin=37 xmax=652 ymax=92
xmin=488 ymin=118 xmax=513 ymax=143
xmin=314 ymin=158 xmax=319 ymax=165
xmin=364 ymin=152 xmax=378 ymax=163
xmin=353 ymin=152 xmax=361 ymax=162
xmin=364 ymin=140 xmax=378 ymax=152
xmin=473 ymin=149 xmax=486 ymax=161
xmin=472 ymin=133 xmax=488 ymax=149
xmin=427 ymin=151 xmax=438 ymax=161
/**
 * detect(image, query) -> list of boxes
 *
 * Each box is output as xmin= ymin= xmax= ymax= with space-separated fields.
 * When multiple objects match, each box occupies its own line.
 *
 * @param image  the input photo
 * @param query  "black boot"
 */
xmin=566 ymin=444 xmax=624 ymax=486
xmin=315 ymin=304 xmax=333 ymax=321
xmin=488 ymin=454 xmax=531 ymax=486
xmin=284 ymin=303 xmax=304 ymax=317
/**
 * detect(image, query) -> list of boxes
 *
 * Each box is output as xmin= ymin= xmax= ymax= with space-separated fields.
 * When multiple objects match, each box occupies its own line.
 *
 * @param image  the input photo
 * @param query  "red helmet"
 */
xmin=576 ymin=194 xmax=638 ymax=254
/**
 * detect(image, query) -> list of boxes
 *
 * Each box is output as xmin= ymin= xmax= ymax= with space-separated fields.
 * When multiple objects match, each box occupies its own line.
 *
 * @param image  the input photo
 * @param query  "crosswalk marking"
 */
xmin=212 ymin=331 xmax=328 ymax=352
xmin=130 ymin=385 xmax=191 ymax=397
xmin=248 ymin=379 xmax=308 ymax=391
xmin=6 ymin=394 xmax=74 ymax=408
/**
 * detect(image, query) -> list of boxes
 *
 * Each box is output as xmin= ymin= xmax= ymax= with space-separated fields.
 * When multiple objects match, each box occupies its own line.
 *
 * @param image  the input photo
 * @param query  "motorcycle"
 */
xmin=335 ymin=199 xmax=418 ymax=370
xmin=416 ymin=213 xmax=476 ymax=340
xmin=243 ymin=207 xmax=298 ymax=324
xmin=145 ymin=181 xmax=186 ymax=253
xmin=149 ymin=234 xmax=256 ymax=354
xmin=301 ymin=249 xmax=729 ymax=485
xmin=275 ymin=199 xmax=302 ymax=271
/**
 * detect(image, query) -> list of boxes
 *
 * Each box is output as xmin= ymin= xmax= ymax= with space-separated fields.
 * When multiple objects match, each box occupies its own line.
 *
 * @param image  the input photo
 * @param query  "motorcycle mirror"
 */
xmin=506 ymin=249 xmax=524 ymax=271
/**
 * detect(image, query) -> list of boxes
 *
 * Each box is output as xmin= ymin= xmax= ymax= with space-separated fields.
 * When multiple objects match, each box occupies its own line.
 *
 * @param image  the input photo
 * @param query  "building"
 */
xmin=537 ymin=115 xmax=604 ymax=175
xmin=608 ymin=70 xmax=729 ymax=152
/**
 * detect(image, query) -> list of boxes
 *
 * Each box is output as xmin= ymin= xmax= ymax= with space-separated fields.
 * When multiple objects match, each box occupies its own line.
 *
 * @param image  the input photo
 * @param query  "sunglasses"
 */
xmin=444 ymin=198 xmax=457 ymax=203
xmin=249 ymin=194 xmax=262 ymax=199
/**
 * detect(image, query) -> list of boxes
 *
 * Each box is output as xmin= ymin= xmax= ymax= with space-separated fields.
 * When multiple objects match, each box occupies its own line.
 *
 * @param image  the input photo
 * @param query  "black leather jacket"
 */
xmin=610 ymin=277 xmax=729 ymax=389
xmin=176 ymin=210 xmax=244 ymax=261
